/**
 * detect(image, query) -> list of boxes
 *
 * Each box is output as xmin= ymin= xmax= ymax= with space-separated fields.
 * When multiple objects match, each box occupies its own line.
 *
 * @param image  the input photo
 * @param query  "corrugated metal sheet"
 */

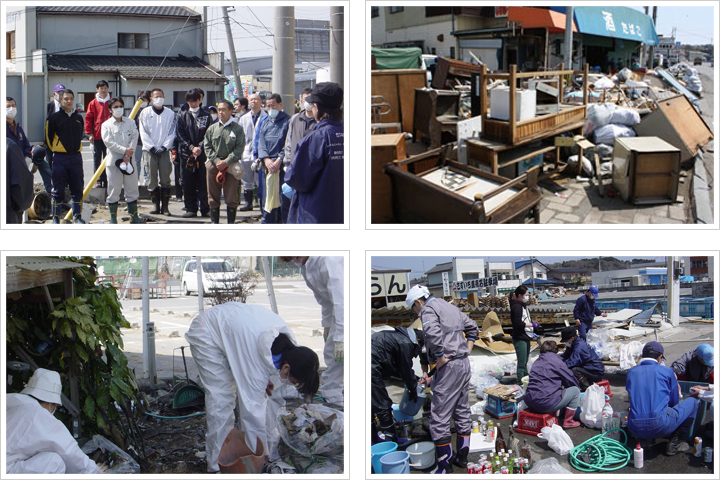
xmin=573 ymin=7 xmax=658 ymax=46
xmin=47 ymin=55 xmax=225 ymax=81
xmin=6 ymin=256 xmax=85 ymax=275
xmin=36 ymin=6 xmax=200 ymax=18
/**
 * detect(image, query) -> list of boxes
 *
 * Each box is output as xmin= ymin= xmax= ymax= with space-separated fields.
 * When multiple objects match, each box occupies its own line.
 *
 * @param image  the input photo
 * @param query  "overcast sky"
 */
xmin=371 ymin=256 xmax=667 ymax=279
xmin=197 ymin=6 xmax=332 ymax=60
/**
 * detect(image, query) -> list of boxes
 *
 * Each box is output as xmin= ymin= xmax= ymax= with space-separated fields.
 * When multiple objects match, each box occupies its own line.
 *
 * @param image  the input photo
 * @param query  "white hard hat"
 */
xmin=21 ymin=368 xmax=62 ymax=405
xmin=406 ymin=285 xmax=430 ymax=308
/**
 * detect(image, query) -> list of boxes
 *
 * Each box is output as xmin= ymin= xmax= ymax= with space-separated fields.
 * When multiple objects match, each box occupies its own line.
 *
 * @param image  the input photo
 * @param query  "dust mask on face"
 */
xmin=189 ymin=106 xmax=200 ymax=113
xmin=112 ymin=107 xmax=124 ymax=117
xmin=211 ymin=114 xmax=218 ymax=121
xmin=303 ymin=101 xmax=312 ymax=111
xmin=268 ymin=108 xmax=279 ymax=119
xmin=6 ymin=107 xmax=17 ymax=119
xmin=153 ymin=97 xmax=165 ymax=108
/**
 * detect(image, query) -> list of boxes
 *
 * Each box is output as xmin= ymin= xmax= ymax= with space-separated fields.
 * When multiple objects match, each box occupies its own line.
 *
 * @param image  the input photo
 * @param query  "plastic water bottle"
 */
xmin=634 ymin=444 xmax=644 ymax=468
xmin=601 ymin=399 xmax=613 ymax=436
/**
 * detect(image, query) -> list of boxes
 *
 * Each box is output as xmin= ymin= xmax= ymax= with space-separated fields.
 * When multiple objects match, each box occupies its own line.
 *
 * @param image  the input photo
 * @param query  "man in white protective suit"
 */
xmin=281 ymin=256 xmax=344 ymax=404
xmin=6 ymin=368 xmax=99 ymax=474
xmin=184 ymin=302 xmax=320 ymax=473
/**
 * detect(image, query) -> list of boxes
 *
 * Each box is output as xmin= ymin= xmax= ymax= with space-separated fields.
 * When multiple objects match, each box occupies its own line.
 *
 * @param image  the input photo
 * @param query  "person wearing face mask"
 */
xmin=46 ymin=89 xmax=86 ymax=224
xmin=133 ymin=91 xmax=151 ymax=183
xmin=281 ymin=88 xmax=316 ymax=216
xmin=7 ymin=97 xmax=53 ymax=193
xmin=404 ymin=284 xmax=479 ymax=473
xmin=560 ymin=326 xmax=604 ymax=392
xmin=626 ymin=341 xmax=700 ymax=455
xmin=203 ymin=99 xmax=245 ymax=224
xmin=239 ymin=93 xmax=267 ymax=211
xmin=84 ymin=80 xmax=112 ymax=189
xmin=233 ymin=97 xmax=249 ymax=120
xmin=510 ymin=285 xmax=539 ymax=386
xmin=208 ymin=105 xmax=219 ymax=123
xmin=176 ymin=89 xmax=212 ymax=218
xmin=6 ymin=368 xmax=99 ymax=474
xmin=256 ymin=93 xmax=291 ymax=223
xmin=101 ymin=97 xmax=142 ymax=224
xmin=280 ymin=256 xmax=344 ymax=404
xmin=573 ymin=286 xmax=606 ymax=340
xmin=185 ymin=302 xmax=320 ymax=473
xmin=285 ymin=82 xmax=344 ymax=224
xmin=44 ymin=84 xmax=67 ymax=170
xmin=138 ymin=88 xmax=177 ymax=216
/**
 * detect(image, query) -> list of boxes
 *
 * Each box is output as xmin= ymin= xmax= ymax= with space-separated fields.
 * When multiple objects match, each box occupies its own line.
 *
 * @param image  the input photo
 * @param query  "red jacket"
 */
xmin=84 ymin=97 xmax=111 ymax=140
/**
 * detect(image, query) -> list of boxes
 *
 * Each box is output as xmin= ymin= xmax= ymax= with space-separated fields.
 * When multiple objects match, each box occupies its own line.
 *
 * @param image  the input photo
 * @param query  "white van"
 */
xmin=181 ymin=259 xmax=240 ymax=296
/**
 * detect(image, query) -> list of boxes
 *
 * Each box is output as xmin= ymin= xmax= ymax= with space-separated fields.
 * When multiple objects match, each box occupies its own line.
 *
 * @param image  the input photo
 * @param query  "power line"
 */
xmin=247 ymin=7 xmax=273 ymax=35
xmin=231 ymin=17 xmax=274 ymax=50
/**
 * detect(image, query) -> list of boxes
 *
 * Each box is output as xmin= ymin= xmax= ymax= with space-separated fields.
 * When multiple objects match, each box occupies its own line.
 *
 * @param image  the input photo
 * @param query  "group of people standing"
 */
xmin=7 ymin=79 xmax=344 ymax=225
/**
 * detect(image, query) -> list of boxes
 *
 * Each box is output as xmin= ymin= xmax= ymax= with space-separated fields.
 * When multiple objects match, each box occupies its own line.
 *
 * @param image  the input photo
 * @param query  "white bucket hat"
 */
xmin=21 ymin=368 xmax=62 ymax=405
xmin=405 ymin=285 xmax=430 ymax=308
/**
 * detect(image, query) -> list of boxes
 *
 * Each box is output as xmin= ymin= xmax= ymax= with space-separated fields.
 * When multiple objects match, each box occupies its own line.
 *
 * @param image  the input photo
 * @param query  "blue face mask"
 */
xmin=268 ymin=108 xmax=279 ymax=119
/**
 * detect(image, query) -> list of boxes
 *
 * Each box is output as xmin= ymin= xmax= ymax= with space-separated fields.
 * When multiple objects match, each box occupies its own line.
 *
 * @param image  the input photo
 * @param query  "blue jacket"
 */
xmin=256 ymin=110 xmax=291 ymax=161
xmin=524 ymin=352 xmax=579 ymax=413
xmin=562 ymin=337 xmax=605 ymax=377
xmin=574 ymin=294 xmax=602 ymax=324
xmin=285 ymin=119 xmax=344 ymax=224
xmin=626 ymin=358 xmax=698 ymax=438
xmin=7 ymin=121 xmax=32 ymax=157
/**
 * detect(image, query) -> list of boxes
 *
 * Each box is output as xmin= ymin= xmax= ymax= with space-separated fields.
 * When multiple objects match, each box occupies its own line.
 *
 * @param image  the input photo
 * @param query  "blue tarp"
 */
xmin=573 ymin=7 xmax=658 ymax=46
xmin=521 ymin=278 xmax=560 ymax=285
xmin=551 ymin=6 xmax=658 ymax=45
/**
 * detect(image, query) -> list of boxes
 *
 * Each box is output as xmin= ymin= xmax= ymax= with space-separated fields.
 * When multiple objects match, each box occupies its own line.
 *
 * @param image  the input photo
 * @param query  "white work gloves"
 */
xmin=334 ymin=341 xmax=344 ymax=362
xmin=89 ymin=143 xmax=95 ymax=154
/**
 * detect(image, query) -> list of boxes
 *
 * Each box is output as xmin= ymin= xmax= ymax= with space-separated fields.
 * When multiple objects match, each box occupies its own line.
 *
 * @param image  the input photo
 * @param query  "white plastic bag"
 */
xmin=593 ymin=124 xmax=636 ymax=145
xmin=528 ymin=457 xmax=573 ymax=474
xmin=610 ymin=107 xmax=641 ymax=126
xmin=264 ymin=171 xmax=281 ymax=211
xmin=584 ymin=103 xmax=615 ymax=135
xmin=579 ymin=384 xmax=605 ymax=429
xmin=81 ymin=435 xmax=141 ymax=474
xmin=593 ymin=76 xmax=615 ymax=90
xmin=538 ymin=424 xmax=574 ymax=455
xmin=567 ymin=155 xmax=594 ymax=177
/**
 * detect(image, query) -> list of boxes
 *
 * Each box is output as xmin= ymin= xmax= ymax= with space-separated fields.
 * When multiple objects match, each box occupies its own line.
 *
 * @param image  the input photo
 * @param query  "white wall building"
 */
xmin=514 ymin=259 xmax=549 ymax=284
xmin=592 ymin=266 xmax=669 ymax=288
xmin=426 ymin=258 xmax=486 ymax=298
xmin=486 ymin=261 xmax=520 ymax=294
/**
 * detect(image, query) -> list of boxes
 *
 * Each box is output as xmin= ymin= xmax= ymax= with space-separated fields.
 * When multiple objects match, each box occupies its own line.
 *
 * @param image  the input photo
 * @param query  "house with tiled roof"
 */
xmin=6 ymin=6 xmax=226 ymax=141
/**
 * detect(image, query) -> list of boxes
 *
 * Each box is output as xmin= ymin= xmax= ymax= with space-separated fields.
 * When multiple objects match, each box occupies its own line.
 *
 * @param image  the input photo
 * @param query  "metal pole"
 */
xmin=196 ymin=256 xmax=204 ymax=313
xmin=222 ymin=7 xmax=243 ymax=101
xmin=146 ymin=322 xmax=157 ymax=389
xmin=272 ymin=6 xmax=296 ymax=109
xmin=530 ymin=256 xmax=537 ymax=294
xmin=330 ymin=6 xmax=344 ymax=88
xmin=564 ymin=7 xmax=574 ymax=69
xmin=666 ymin=256 xmax=680 ymax=327
xmin=648 ymin=7 xmax=658 ymax=69
xmin=142 ymin=256 xmax=150 ymax=379
xmin=262 ymin=256 xmax=279 ymax=314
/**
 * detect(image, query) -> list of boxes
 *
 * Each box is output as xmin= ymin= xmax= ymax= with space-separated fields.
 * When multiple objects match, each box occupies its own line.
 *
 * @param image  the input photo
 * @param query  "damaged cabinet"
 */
xmin=612 ymin=137 xmax=681 ymax=205
xmin=412 ymin=88 xmax=461 ymax=149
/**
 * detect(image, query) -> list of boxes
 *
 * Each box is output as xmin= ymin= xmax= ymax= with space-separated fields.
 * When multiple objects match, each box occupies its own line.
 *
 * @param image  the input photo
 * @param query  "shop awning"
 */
xmin=508 ymin=7 xmax=577 ymax=33
xmin=572 ymin=6 xmax=658 ymax=46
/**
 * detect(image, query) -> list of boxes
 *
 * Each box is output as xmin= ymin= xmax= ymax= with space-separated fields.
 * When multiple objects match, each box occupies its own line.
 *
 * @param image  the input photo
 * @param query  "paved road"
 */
xmin=119 ymin=279 xmax=328 ymax=387
xmin=695 ymin=62 xmax=714 ymax=221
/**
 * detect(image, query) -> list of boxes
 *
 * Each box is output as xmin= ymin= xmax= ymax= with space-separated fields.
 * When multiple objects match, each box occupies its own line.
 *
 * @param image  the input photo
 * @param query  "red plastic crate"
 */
xmin=595 ymin=379 xmax=613 ymax=397
xmin=484 ymin=394 xmax=517 ymax=419
xmin=515 ymin=410 xmax=558 ymax=436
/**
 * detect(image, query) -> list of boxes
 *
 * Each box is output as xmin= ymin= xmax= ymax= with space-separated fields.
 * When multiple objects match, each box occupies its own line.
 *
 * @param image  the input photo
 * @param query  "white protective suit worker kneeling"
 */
xmin=281 ymin=256 xmax=344 ymax=404
xmin=185 ymin=302 xmax=320 ymax=473
xmin=6 ymin=368 xmax=99 ymax=474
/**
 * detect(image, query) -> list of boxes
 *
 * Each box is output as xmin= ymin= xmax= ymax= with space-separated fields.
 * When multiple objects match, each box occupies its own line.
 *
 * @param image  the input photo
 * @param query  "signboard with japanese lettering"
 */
xmin=442 ymin=272 xmax=450 ymax=296
xmin=452 ymin=276 xmax=499 ymax=291
xmin=573 ymin=7 xmax=658 ymax=46
xmin=495 ymin=7 xmax=509 ymax=18
xmin=371 ymin=272 xmax=409 ymax=308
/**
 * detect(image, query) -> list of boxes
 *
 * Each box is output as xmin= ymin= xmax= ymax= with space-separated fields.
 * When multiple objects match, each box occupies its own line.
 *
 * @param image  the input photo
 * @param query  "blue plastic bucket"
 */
xmin=371 ymin=442 xmax=397 ymax=473
xmin=393 ymin=404 xmax=414 ymax=422
xmin=399 ymin=384 xmax=427 ymax=416
xmin=381 ymin=451 xmax=410 ymax=474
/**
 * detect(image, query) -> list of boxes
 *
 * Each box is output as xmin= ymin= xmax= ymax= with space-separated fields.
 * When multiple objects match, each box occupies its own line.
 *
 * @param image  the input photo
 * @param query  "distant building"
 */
xmin=682 ymin=256 xmax=714 ymax=281
xmin=549 ymin=266 xmax=594 ymax=283
xmin=485 ymin=261 xmax=520 ymax=294
xmin=425 ymin=257 xmax=486 ymax=299
xmin=592 ymin=266 xmax=669 ymax=287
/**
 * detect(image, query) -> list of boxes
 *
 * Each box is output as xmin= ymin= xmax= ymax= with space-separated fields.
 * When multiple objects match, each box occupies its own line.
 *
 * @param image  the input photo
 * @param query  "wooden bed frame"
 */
xmin=480 ymin=63 xmax=590 ymax=146
xmin=384 ymin=143 xmax=542 ymax=224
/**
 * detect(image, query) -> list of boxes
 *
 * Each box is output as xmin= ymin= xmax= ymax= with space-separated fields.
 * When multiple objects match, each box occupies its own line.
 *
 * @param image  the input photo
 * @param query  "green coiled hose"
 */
xmin=569 ymin=429 xmax=632 ymax=472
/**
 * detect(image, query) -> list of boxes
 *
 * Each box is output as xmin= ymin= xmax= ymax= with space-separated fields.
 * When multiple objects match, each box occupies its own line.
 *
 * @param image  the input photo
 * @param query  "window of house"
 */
xmin=389 ymin=7 xmax=404 ymax=14
xmin=371 ymin=6 xmax=379 ymax=18
xmin=462 ymin=273 xmax=479 ymax=280
xmin=118 ymin=33 xmax=149 ymax=49
xmin=7 ymin=31 xmax=15 ymax=60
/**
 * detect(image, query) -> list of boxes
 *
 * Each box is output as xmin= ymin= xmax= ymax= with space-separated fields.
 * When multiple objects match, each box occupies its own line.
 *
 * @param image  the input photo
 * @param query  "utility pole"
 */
xmin=330 ymin=6 xmax=344 ymax=88
xmin=530 ymin=256 xmax=537 ymax=294
xmin=648 ymin=6 xmax=658 ymax=69
xmin=598 ymin=256 xmax=602 ymax=272
xmin=666 ymin=256 xmax=680 ymax=326
xmin=564 ymin=7 xmax=574 ymax=69
xmin=641 ymin=6 xmax=649 ymax=66
xmin=272 ymin=6 xmax=296 ymax=110
xmin=196 ymin=256 xmax=204 ymax=313
xmin=262 ymin=256 xmax=279 ymax=314
xmin=222 ymin=7 xmax=243 ymax=100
